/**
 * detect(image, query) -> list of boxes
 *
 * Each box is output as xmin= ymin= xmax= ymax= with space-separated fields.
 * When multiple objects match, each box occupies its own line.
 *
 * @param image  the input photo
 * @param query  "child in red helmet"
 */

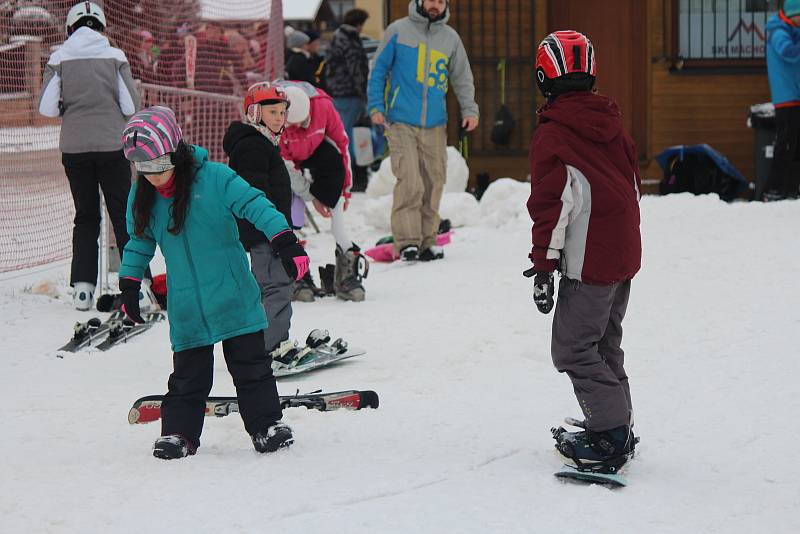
xmin=525 ymin=30 xmax=642 ymax=473
xmin=223 ymin=82 xmax=296 ymax=358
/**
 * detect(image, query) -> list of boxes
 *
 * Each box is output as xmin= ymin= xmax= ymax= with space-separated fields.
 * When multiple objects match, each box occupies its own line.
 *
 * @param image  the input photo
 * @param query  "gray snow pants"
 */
xmin=249 ymin=242 xmax=293 ymax=353
xmin=551 ymin=277 xmax=633 ymax=432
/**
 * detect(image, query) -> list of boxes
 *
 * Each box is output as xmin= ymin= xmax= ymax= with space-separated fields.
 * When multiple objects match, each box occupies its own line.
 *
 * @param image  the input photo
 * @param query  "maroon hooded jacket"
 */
xmin=527 ymin=91 xmax=642 ymax=286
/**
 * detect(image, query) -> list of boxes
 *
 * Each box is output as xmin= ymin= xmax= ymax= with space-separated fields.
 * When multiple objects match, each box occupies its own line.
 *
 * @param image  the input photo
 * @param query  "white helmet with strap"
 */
xmin=283 ymin=85 xmax=311 ymax=125
xmin=65 ymin=1 xmax=106 ymax=35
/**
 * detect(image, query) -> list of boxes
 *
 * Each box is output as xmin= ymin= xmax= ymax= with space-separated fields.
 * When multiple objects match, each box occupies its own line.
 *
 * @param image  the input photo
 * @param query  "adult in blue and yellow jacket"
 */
xmin=119 ymin=106 xmax=308 ymax=457
xmin=764 ymin=1 xmax=800 ymax=199
xmin=367 ymin=0 xmax=478 ymax=259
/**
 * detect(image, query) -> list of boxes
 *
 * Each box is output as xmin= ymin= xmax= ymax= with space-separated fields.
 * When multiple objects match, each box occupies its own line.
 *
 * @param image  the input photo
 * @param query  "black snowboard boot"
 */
xmin=252 ymin=421 xmax=294 ymax=453
xmin=418 ymin=245 xmax=444 ymax=262
xmin=554 ymin=425 xmax=635 ymax=473
xmin=334 ymin=244 xmax=368 ymax=302
xmin=153 ymin=434 xmax=196 ymax=460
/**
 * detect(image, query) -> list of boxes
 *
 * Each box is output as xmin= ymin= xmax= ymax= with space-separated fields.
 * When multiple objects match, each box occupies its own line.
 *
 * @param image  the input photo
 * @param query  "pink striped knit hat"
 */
xmin=122 ymin=106 xmax=183 ymax=162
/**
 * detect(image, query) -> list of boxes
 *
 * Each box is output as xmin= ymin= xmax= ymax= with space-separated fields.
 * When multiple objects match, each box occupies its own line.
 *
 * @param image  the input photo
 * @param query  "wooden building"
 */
xmin=385 ymin=0 xmax=773 ymax=188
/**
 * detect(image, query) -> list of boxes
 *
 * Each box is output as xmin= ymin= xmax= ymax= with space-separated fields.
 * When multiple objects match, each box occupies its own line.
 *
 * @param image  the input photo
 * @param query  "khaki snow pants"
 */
xmin=385 ymin=123 xmax=447 ymax=252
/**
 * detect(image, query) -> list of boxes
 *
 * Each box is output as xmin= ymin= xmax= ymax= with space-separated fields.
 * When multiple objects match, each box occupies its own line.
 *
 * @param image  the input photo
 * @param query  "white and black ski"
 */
xmin=56 ymin=311 xmax=126 ymax=354
xmin=95 ymin=311 xmax=166 ymax=351
xmin=128 ymin=389 xmax=380 ymax=424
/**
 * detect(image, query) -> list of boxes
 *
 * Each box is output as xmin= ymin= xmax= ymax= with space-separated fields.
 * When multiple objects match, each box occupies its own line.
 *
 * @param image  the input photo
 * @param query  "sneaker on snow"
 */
xmin=153 ymin=434 xmax=196 ymax=460
xmin=418 ymin=245 xmax=444 ymax=262
xmin=400 ymin=245 xmax=418 ymax=262
xmin=554 ymin=425 xmax=634 ymax=473
xmin=73 ymin=282 xmax=95 ymax=311
xmin=252 ymin=421 xmax=294 ymax=453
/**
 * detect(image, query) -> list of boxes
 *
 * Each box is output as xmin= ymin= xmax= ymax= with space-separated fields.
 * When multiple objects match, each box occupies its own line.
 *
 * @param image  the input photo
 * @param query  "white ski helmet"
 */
xmin=65 ymin=1 xmax=106 ymax=35
xmin=284 ymin=85 xmax=311 ymax=125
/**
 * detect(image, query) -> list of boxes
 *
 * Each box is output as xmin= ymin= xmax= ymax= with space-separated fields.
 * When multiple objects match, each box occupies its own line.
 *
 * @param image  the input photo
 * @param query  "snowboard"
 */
xmin=554 ymin=464 xmax=628 ymax=488
xmin=272 ymin=330 xmax=365 ymax=378
xmin=365 ymin=231 xmax=452 ymax=263
xmin=128 ymin=389 xmax=380 ymax=424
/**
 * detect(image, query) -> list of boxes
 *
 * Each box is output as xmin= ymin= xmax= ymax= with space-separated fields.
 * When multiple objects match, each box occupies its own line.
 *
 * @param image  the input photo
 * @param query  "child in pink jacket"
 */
xmin=279 ymin=81 xmax=367 ymax=302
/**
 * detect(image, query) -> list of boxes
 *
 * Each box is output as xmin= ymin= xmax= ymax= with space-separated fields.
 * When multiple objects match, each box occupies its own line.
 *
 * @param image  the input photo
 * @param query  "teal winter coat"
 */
xmin=119 ymin=146 xmax=291 ymax=352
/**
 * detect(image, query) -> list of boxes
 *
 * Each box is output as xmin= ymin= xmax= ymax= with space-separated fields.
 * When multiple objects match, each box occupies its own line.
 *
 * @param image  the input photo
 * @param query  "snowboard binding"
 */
xmin=551 ymin=420 xmax=639 ymax=475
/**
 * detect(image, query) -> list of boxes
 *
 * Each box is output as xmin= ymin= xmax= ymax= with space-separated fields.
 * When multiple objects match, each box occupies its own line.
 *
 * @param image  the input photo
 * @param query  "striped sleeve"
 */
xmin=527 ymin=138 xmax=572 ymax=272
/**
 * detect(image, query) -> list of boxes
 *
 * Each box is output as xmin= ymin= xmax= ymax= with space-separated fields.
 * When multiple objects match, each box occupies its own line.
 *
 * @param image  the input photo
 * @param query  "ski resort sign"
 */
xmin=679 ymin=7 xmax=776 ymax=60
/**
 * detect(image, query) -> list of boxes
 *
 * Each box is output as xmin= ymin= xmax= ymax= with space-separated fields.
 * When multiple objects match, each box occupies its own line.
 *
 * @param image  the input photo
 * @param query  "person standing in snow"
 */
xmin=118 ymin=106 xmax=309 ymax=459
xmin=278 ymin=81 xmax=369 ymax=302
xmin=525 ymin=31 xmax=642 ymax=473
xmin=222 ymin=82 xmax=295 ymax=360
xmin=367 ymin=0 xmax=478 ymax=262
xmin=38 ymin=2 xmax=140 ymax=311
xmin=763 ymin=0 xmax=800 ymax=200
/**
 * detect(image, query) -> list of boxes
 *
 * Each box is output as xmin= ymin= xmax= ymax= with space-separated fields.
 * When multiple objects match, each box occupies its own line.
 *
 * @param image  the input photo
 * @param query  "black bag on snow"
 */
xmin=659 ymin=153 xmax=740 ymax=202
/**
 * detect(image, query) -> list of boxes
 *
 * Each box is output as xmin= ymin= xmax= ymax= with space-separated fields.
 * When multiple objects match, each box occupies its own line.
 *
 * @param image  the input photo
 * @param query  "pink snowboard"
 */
xmin=365 ymin=231 xmax=453 ymax=262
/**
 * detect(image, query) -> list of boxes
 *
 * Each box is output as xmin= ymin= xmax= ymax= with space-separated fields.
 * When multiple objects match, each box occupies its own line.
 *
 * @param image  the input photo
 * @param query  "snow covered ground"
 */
xmin=1 ymin=187 xmax=798 ymax=533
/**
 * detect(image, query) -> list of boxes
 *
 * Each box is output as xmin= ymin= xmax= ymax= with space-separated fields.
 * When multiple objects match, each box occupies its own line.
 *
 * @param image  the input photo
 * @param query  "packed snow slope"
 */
xmin=1 ymin=188 xmax=798 ymax=534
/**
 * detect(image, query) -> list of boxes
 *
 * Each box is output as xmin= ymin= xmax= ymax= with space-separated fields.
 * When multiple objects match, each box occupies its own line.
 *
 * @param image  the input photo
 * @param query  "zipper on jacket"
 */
xmin=389 ymin=86 xmax=400 ymax=109
xmin=420 ymin=24 xmax=431 ymax=127
xmin=182 ymin=230 xmax=213 ymax=339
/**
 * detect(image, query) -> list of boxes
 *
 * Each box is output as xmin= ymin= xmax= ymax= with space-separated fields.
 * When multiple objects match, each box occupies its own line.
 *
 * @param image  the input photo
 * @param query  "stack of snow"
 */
xmin=478 ymin=178 xmax=531 ymax=228
xmin=363 ymin=147 xmax=479 ymax=229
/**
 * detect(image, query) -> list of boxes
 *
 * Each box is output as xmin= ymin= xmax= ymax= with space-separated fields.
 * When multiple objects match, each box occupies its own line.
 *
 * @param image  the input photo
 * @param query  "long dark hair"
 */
xmin=132 ymin=141 xmax=196 ymax=237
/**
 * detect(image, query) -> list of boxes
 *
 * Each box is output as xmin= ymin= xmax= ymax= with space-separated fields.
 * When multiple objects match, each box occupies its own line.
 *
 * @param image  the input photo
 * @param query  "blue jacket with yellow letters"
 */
xmin=367 ymin=1 xmax=478 ymax=128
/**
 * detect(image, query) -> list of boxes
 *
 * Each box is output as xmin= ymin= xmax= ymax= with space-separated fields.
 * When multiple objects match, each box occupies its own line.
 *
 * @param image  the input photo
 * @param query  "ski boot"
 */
xmin=153 ymin=434 xmax=196 ymax=460
xmin=73 ymin=282 xmax=95 ymax=311
xmin=252 ymin=421 xmax=294 ymax=453
xmin=334 ymin=244 xmax=369 ymax=302
xmin=292 ymin=272 xmax=319 ymax=302
xmin=551 ymin=425 xmax=636 ymax=474
xmin=318 ymin=264 xmax=336 ymax=296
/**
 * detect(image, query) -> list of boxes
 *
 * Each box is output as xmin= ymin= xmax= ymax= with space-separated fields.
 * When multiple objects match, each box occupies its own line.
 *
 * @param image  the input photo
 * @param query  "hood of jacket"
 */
xmin=408 ymin=0 xmax=450 ymax=27
xmin=53 ymin=26 xmax=123 ymax=62
xmin=539 ymin=91 xmax=623 ymax=144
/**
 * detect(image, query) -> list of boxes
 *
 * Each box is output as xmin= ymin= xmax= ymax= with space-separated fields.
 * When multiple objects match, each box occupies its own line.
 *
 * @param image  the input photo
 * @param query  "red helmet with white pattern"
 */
xmin=535 ymin=30 xmax=596 ymax=98
xmin=243 ymin=82 xmax=289 ymax=125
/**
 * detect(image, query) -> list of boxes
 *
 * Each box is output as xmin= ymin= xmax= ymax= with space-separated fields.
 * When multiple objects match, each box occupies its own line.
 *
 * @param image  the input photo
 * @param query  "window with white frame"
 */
xmin=678 ymin=0 xmax=779 ymax=60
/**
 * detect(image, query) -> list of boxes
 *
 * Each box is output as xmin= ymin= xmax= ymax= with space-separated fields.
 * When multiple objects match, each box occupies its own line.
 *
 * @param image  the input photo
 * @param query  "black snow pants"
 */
xmin=302 ymin=141 xmax=346 ymax=209
xmin=62 ymin=150 xmax=132 ymax=286
xmin=551 ymin=277 xmax=633 ymax=432
xmin=160 ymin=330 xmax=283 ymax=448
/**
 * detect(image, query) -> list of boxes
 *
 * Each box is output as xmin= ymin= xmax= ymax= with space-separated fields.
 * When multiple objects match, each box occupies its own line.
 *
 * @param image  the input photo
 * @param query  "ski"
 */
xmin=272 ymin=329 xmax=366 ymax=378
xmin=128 ymin=389 xmax=380 ymax=424
xmin=56 ymin=311 xmax=125 ymax=354
xmin=95 ymin=311 xmax=166 ymax=351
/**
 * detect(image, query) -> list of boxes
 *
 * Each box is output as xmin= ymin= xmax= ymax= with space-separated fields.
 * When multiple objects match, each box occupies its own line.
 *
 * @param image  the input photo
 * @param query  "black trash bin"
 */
xmin=748 ymin=102 xmax=776 ymax=199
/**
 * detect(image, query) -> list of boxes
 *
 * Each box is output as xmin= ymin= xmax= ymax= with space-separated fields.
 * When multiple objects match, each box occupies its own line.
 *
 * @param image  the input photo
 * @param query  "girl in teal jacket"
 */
xmin=118 ymin=106 xmax=309 ymax=459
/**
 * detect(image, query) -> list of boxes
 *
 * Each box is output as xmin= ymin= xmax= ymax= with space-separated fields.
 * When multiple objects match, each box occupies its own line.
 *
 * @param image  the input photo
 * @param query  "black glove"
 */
xmin=523 ymin=267 xmax=555 ymax=314
xmin=270 ymin=231 xmax=309 ymax=281
xmin=119 ymin=278 xmax=144 ymax=323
